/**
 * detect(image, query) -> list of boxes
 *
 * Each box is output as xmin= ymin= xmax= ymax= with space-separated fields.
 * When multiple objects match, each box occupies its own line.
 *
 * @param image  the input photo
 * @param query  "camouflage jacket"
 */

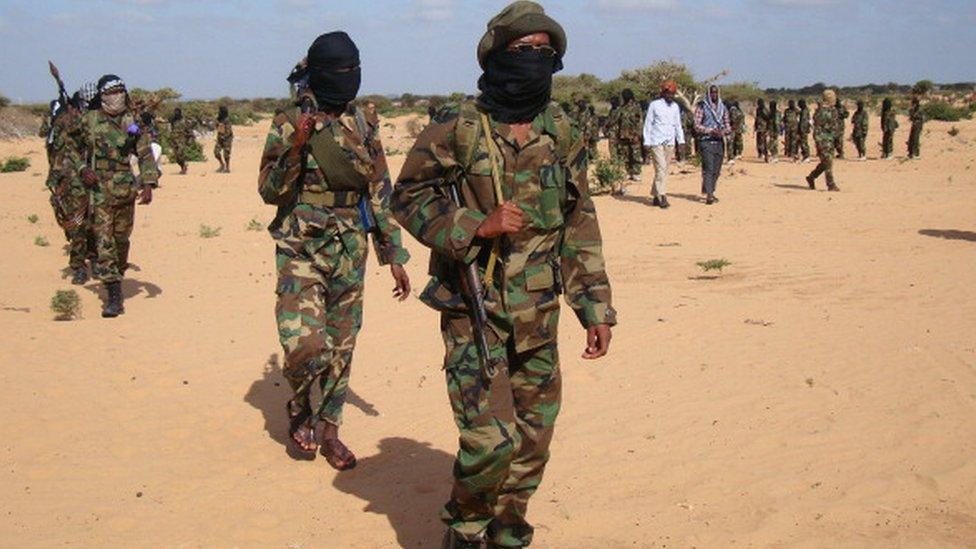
xmin=813 ymin=105 xmax=838 ymax=147
xmin=767 ymin=109 xmax=781 ymax=135
xmin=836 ymin=104 xmax=850 ymax=130
xmin=170 ymin=118 xmax=195 ymax=145
xmin=257 ymin=107 xmax=409 ymax=266
xmin=47 ymin=108 xmax=86 ymax=188
xmin=882 ymin=110 xmax=899 ymax=133
xmin=215 ymin=120 xmax=234 ymax=142
xmin=783 ymin=108 xmax=799 ymax=133
xmin=393 ymin=101 xmax=616 ymax=353
xmin=77 ymin=109 xmax=159 ymax=196
xmin=798 ymin=108 xmax=811 ymax=135
xmin=852 ymin=109 xmax=869 ymax=137
xmin=754 ymin=109 xmax=768 ymax=133
xmin=909 ymin=104 xmax=925 ymax=126
xmin=605 ymin=107 xmax=621 ymax=139
xmin=617 ymin=102 xmax=643 ymax=141
xmin=729 ymin=106 xmax=745 ymax=135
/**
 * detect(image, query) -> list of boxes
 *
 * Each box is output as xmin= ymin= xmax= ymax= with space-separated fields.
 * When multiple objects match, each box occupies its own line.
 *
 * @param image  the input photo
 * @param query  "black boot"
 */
xmin=71 ymin=268 xmax=89 ymax=286
xmin=102 ymin=281 xmax=124 ymax=318
xmin=441 ymin=529 xmax=483 ymax=549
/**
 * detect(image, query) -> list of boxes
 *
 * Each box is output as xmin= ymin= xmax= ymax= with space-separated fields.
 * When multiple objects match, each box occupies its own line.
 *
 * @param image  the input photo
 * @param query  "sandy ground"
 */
xmin=1 ymin=111 xmax=975 ymax=548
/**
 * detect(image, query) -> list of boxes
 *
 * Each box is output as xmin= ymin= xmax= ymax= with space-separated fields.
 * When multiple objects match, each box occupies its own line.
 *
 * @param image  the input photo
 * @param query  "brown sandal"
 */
xmin=321 ymin=438 xmax=357 ymax=471
xmin=287 ymin=400 xmax=318 ymax=455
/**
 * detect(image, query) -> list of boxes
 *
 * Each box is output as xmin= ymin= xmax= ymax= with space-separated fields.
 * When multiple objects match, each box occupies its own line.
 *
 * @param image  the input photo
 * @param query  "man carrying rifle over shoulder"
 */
xmin=257 ymin=31 xmax=411 ymax=471
xmin=392 ymin=2 xmax=616 ymax=546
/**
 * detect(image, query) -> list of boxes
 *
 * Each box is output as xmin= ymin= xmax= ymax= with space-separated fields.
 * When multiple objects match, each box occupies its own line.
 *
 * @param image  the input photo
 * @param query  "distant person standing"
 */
xmin=766 ymin=100 xmax=780 ymax=163
xmin=168 ymin=107 xmax=196 ymax=175
xmin=694 ymin=85 xmax=731 ymax=205
xmin=617 ymin=89 xmax=644 ymax=182
xmin=606 ymin=95 xmax=622 ymax=162
xmin=797 ymin=99 xmax=812 ymax=162
xmin=806 ymin=89 xmax=840 ymax=192
xmin=881 ymin=97 xmax=898 ymax=160
xmin=851 ymin=100 xmax=868 ymax=160
xmin=834 ymin=97 xmax=849 ymax=159
xmin=214 ymin=105 xmax=233 ymax=173
xmin=728 ymin=100 xmax=745 ymax=161
xmin=907 ymin=96 xmax=925 ymax=159
xmin=754 ymin=98 xmax=769 ymax=162
xmin=642 ymin=80 xmax=685 ymax=209
xmin=783 ymin=99 xmax=799 ymax=160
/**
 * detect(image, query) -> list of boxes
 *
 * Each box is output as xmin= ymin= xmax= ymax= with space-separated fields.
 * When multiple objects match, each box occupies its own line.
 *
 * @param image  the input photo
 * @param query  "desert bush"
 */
xmin=27 ymin=214 xmax=39 ymax=224
xmin=0 ymin=93 xmax=9 ymax=110
xmin=922 ymin=101 xmax=973 ymax=122
xmin=199 ymin=225 xmax=221 ymax=238
xmin=35 ymin=235 xmax=50 ymax=247
xmin=1 ymin=156 xmax=30 ymax=172
xmin=246 ymin=219 xmax=263 ymax=231
xmin=948 ymin=126 xmax=960 ymax=137
xmin=50 ymin=289 xmax=82 ymax=321
xmin=697 ymin=259 xmax=731 ymax=273
xmin=594 ymin=157 xmax=625 ymax=189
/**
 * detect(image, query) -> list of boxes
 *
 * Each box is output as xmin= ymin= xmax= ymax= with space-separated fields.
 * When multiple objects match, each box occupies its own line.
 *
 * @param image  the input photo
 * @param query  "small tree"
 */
xmin=0 ymin=93 xmax=10 ymax=110
xmin=697 ymin=259 xmax=731 ymax=274
xmin=913 ymin=80 xmax=935 ymax=96
xmin=51 ymin=289 xmax=82 ymax=321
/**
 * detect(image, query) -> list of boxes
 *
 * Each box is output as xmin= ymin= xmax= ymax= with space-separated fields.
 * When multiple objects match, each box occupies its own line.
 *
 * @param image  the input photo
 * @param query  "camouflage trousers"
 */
xmin=49 ymin=179 xmax=95 ymax=270
xmin=617 ymin=139 xmax=642 ymax=177
xmin=92 ymin=190 xmax=136 ymax=284
xmin=798 ymin=133 xmax=811 ymax=159
xmin=853 ymin=134 xmax=867 ymax=157
xmin=274 ymin=218 xmax=367 ymax=426
xmin=440 ymin=312 xmax=561 ymax=547
xmin=882 ymin=131 xmax=895 ymax=158
xmin=834 ymin=132 xmax=845 ymax=158
xmin=728 ymin=132 xmax=744 ymax=160
xmin=756 ymin=131 xmax=768 ymax=160
xmin=766 ymin=132 xmax=779 ymax=158
xmin=808 ymin=142 xmax=835 ymax=186
xmin=908 ymin=125 xmax=922 ymax=157
xmin=784 ymin=131 xmax=796 ymax=158
xmin=214 ymin=137 xmax=233 ymax=166
xmin=170 ymin=141 xmax=188 ymax=167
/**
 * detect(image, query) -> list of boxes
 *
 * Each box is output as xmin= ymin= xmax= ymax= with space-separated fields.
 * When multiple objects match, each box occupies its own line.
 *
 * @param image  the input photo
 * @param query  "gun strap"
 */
xmin=478 ymin=111 xmax=505 ymax=289
xmin=284 ymin=109 xmax=369 ymax=193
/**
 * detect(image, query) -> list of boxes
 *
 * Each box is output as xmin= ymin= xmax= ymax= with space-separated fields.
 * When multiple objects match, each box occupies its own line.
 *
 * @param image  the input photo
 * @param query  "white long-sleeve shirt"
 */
xmin=643 ymin=98 xmax=685 ymax=147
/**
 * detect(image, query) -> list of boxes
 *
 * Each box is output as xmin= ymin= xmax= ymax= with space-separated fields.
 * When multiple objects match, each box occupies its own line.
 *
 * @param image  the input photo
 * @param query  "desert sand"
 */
xmin=1 ymin=112 xmax=975 ymax=548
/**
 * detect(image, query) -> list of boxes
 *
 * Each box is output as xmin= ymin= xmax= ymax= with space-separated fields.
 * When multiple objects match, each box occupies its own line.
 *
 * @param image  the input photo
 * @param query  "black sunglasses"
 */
xmin=507 ymin=43 xmax=557 ymax=57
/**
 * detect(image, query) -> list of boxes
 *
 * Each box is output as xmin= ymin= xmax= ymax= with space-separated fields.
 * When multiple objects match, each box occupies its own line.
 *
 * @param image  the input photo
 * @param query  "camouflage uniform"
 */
xmin=728 ymin=104 xmax=745 ymax=160
xmin=783 ymin=106 xmax=799 ymax=159
xmin=907 ymin=102 xmax=924 ymax=158
xmin=679 ymin=107 xmax=696 ymax=161
xmin=258 ymin=103 xmax=409 ymax=427
xmin=47 ymin=107 xmax=95 ymax=272
xmin=852 ymin=107 xmax=869 ymax=158
xmin=393 ymin=102 xmax=616 ymax=547
xmin=214 ymin=119 xmax=234 ymax=168
xmin=754 ymin=106 xmax=769 ymax=161
xmin=766 ymin=107 xmax=781 ymax=159
xmin=834 ymin=101 xmax=849 ymax=158
xmin=168 ymin=117 xmax=196 ymax=169
xmin=605 ymin=104 xmax=621 ymax=162
xmin=881 ymin=108 xmax=898 ymax=159
xmin=77 ymin=109 xmax=159 ymax=284
xmin=616 ymin=101 xmax=643 ymax=177
xmin=807 ymin=103 xmax=838 ymax=189
xmin=798 ymin=105 xmax=812 ymax=160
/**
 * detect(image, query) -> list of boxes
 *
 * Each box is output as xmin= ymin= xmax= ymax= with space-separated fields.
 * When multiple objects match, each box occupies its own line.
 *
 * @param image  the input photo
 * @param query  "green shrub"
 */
xmin=50 ymin=289 xmax=82 ymax=321
xmin=697 ymin=259 xmax=731 ymax=273
xmin=594 ymin=157 xmax=625 ymax=189
xmin=0 ymin=93 xmax=9 ymax=110
xmin=1 ymin=156 xmax=30 ymax=173
xmin=948 ymin=126 xmax=960 ymax=137
xmin=27 ymin=214 xmax=39 ymax=224
xmin=34 ymin=235 xmax=50 ymax=247
xmin=199 ymin=225 xmax=221 ymax=238
xmin=246 ymin=219 xmax=263 ymax=231
xmin=922 ymin=101 xmax=973 ymax=122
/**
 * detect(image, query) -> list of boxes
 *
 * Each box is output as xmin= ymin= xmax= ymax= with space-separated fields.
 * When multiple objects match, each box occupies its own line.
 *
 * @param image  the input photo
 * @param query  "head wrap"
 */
xmin=822 ymin=89 xmax=837 ymax=105
xmin=660 ymin=80 xmax=677 ymax=94
xmin=306 ymin=31 xmax=362 ymax=111
xmin=477 ymin=1 xmax=566 ymax=70
xmin=621 ymin=88 xmax=635 ymax=103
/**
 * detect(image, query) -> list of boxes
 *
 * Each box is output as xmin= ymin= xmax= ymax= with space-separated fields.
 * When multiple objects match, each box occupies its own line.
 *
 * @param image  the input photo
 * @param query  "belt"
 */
xmin=299 ymin=190 xmax=362 ymax=208
xmin=93 ymin=160 xmax=132 ymax=173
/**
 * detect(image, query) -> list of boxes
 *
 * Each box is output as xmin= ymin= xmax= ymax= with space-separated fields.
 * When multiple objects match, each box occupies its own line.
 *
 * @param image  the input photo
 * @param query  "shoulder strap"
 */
xmin=453 ymin=102 xmax=482 ymax=171
xmin=548 ymin=104 xmax=574 ymax=164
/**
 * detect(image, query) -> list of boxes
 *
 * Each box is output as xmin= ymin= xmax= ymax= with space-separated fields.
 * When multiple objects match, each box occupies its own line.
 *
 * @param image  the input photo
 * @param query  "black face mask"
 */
xmin=477 ymin=48 xmax=562 ymax=124
xmin=308 ymin=67 xmax=361 ymax=111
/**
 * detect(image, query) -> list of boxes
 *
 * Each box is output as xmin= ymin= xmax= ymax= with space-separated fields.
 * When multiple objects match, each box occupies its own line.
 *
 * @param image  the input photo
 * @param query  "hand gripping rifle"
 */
xmin=447 ymin=181 xmax=501 ymax=387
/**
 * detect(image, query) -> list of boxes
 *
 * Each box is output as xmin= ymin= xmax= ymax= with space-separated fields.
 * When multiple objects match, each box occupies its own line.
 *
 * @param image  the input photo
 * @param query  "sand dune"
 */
xmin=1 ymin=112 xmax=974 ymax=547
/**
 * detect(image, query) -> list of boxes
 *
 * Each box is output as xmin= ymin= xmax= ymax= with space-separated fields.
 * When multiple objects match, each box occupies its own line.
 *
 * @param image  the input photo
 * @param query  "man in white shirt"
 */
xmin=642 ymin=80 xmax=685 ymax=209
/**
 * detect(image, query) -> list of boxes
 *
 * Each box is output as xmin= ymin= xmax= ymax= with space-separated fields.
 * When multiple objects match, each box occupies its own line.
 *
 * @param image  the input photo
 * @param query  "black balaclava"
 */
xmin=307 ymin=31 xmax=362 ymax=112
xmin=171 ymin=107 xmax=183 ymax=124
xmin=856 ymin=100 xmax=865 ymax=111
xmin=218 ymin=105 xmax=229 ymax=122
xmin=788 ymin=99 xmax=796 ymax=110
xmin=621 ymin=88 xmax=635 ymax=104
xmin=477 ymin=45 xmax=563 ymax=124
xmin=882 ymin=97 xmax=892 ymax=113
xmin=609 ymin=96 xmax=620 ymax=109
xmin=798 ymin=99 xmax=807 ymax=111
xmin=768 ymin=100 xmax=777 ymax=120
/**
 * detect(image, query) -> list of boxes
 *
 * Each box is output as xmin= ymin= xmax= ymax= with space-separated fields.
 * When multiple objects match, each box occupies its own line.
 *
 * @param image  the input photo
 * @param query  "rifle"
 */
xmin=46 ymin=61 xmax=71 ymax=146
xmin=447 ymin=182 xmax=501 ymax=387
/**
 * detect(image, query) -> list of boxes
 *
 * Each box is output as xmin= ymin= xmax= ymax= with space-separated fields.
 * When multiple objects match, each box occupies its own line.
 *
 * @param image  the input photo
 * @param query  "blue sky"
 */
xmin=1 ymin=0 xmax=974 ymax=102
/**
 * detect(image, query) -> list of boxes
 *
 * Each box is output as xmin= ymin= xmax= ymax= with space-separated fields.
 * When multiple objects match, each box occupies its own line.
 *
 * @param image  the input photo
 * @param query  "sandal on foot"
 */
xmin=286 ymin=400 xmax=318 ymax=455
xmin=321 ymin=438 xmax=357 ymax=471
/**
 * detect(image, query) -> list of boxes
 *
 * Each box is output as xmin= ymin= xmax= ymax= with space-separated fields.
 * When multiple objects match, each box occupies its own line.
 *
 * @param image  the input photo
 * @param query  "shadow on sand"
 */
xmin=333 ymin=437 xmax=455 ymax=548
xmin=919 ymin=229 xmax=976 ymax=243
xmin=773 ymin=183 xmax=814 ymax=191
xmin=243 ymin=353 xmax=381 ymax=461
